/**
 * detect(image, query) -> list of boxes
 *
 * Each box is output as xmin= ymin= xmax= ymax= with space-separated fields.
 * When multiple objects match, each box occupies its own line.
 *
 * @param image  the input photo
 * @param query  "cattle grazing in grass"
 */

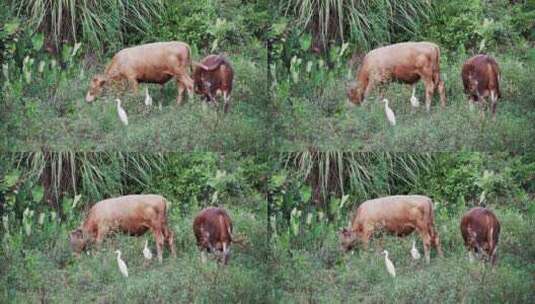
xmin=86 ymin=41 xmax=208 ymax=105
xmin=460 ymin=207 xmax=500 ymax=265
xmin=193 ymin=54 xmax=234 ymax=113
xmin=69 ymin=194 xmax=175 ymax=263
xmin=461 ymin=54 xmax=501 ymax=119
xmin=193 ymin=207 xmax=234 ymax=265
xmin=347 ymin=42 xmax=446 ymax=112
xmin=339 ymin=195 xmax=443 ymax=263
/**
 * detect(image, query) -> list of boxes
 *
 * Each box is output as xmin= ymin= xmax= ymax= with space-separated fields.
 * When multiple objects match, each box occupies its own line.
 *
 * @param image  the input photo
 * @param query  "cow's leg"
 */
xmin=164 ymin=226 xmax=176 ymax=258
xmin=410 ymin=84 xmax=420 ymax=108
xmin=359 ymin=228 xmax=372 ymax=251
xmin=479 ymin=96 xmax=487 ymax=119
xmin=222 ymin=242 xmax=230 ymax=265
xmin=423 ymin=77 xmax=435 ymax=112
xmin=362 ymin=79 xmax=376 ymax=104
xmin=152 ymin=228 xmax=165 ymax=263
xmin=200 ymin=250 xmax=207 ymax=263
xmin=490 ymin=245 xmax=498 ymax=266
xmin=438 ymin=79 xmax=446 ymax=108
xmin=418 ymin=227 xmax=433 ymax=263
xmin=176 ymin=80 xmax=186 ymax=105
xmin=468 ymin=95 xmax=476 ymax=111
xmin=433 ymin=230 xmax=443 ymax=257
xmin=223 ymin=91 xmax=230 ymax=113
xmin=94 ymin=227 xmax=108 ymax=250
xmin=126 ymin=77 xmax=139 ymax=95
xmin=468 ymin=249 xmax=475 ymax=262
xmin=490 ymin=90 xmax=498 ymax=121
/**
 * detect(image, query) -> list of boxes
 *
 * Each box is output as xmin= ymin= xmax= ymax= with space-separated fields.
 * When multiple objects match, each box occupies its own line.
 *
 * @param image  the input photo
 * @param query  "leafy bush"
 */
xmin=11 ymin=0 xmax=163 ymax=52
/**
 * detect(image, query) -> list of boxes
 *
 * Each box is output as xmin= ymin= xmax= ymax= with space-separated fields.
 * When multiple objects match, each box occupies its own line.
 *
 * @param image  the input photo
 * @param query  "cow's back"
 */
xmin=364 ymin=42 xmax=439 ymax=69
xmin=462 ymin=54 xmax=501 ymax=97
xmin=109 ymin=42 xmax=190 ymax=76
xmin=88 ymin=194 xmax=167 ymax=222
xmin=356 ymin=195 xmax=432 ymax=221
xmin=461 ymin=207 xmax=500 ymax=245
xmin=193 ymin=207 xmax=232 ymax=244
xmin=193 ymin=55 xmax=233 ymax=92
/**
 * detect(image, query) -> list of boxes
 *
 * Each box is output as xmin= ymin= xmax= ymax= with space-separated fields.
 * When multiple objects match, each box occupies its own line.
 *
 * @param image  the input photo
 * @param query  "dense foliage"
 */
xmin=0 ymin=153 xmax=271 ymax=302
xmin=0 ymin=1 xmax=269 ymax=151
xmin=268 ymin=152 xmax=534 ymax=302
xmin=271 ymin=1 xmax=535 ymax=151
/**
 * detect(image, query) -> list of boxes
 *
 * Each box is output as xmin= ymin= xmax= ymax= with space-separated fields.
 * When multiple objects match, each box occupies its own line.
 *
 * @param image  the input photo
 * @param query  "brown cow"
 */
xmin=339 ymin=195 xmax=443 ymax=263
xmin=69 ymin=194 xmax=175 ymax=263
xmin=461 ymin=54 xmax=501 ymax=119
xmin=460 ymin=207 xmax=500 ymax=265
xmin=193 ymin=54 xmax=234 ymax=113
xmin=347 ymin=42 xmax=446 ymax=112
xmin=193 ymin=207 xmax=233 ymax=265
xmin=85 ymin=41 xmax=204 ymax=105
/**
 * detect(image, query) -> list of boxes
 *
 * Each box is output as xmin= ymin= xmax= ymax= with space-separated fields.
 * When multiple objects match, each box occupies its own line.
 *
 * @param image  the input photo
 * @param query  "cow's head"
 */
xmin=69 ymin=228 xmax=88 ymax=254
xmin=467 ymin=73 xmax=479 ymax=96
xmin=338 ymin=227 xmax=359 ymax=252
xmin=346 ymin=82 xmax=364 ymax=105
xmin=86 ymin=74 xmax=108 ymax=102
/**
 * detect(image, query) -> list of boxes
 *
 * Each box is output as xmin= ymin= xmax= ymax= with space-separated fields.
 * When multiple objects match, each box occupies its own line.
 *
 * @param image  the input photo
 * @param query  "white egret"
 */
xmin=383 ymin=99 xmax=396 ymax=126
xmin=143 ymin=239 xmax=152 ymax=261
xmin=115 ymin=250 xmax=129 ymax=277
xmin=144 ymin=87 xmax=153 ymax=107
xmin=116 ymin=98 xmax=128 ymax=126
xmin=411 ymin=240 xmax=421 ymax=260
xmin=382 ymin=250 xmax=396 ymax=278
xmin=410 ymin=85 xmax=420 ymax=107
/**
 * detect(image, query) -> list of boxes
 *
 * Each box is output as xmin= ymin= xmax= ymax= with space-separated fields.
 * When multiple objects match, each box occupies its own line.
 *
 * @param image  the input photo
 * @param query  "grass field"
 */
xmin=0 ymin=205 xmax=269 ymax=303
xmin=269 ymin=207 xmax=534 ymax=303
xmin=273 ymin=53 xmax=535 ymax=151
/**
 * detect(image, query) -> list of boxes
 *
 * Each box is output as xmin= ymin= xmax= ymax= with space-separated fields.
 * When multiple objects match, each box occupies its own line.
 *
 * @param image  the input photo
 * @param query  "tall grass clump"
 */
xmin=12 ymin=0 xmax=163 ymax=51
xmin=282 ymin=0 xmax=431 ymax=51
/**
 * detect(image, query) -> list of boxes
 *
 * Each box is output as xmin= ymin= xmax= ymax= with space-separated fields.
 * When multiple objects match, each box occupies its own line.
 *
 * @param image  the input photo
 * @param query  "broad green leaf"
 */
xmin=31 ymin=185 xmax=44 ymax=202
xmin=32 ymin=33 xmax=44 ymax=51
xmin=4 ymin=20 xmax=20 ymax=35
xmin=3 ymin=170 xmax=20 ymax=188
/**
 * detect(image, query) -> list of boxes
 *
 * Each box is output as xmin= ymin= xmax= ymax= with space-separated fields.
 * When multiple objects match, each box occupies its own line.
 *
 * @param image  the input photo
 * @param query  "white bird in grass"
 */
xmin=116 ymin=98 xmax=128 ymax=126
xmin=382 ymin=250 xmax=396 ymax=278
xmin=411 ymin=240 xmax=421 ymax=260
xmin=383 ymin=98 xmax=396 ymax=126
xmin=410 ymin=85 xmax=420 ymax=108
xmin=144 ymin=87 xmax=153 ymax=107
xmin=143 ymin=239 xmax=152 ymax=260
xmin=115 ymin=250 xmax=129 ymax=278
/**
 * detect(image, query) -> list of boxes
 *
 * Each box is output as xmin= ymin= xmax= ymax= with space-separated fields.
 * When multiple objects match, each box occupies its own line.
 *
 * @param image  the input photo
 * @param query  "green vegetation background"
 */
xmin=0 ymin=0 xmax=271 ymax=151
xmin=0 ymin=153 xmax=271 ymax=302
xmin=271 ymin=0 xmax=535 ymax=151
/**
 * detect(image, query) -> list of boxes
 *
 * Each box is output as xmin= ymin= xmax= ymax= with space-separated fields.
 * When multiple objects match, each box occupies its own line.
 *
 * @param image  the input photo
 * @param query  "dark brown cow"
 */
xmin=193 ymin=207 xmax=233 ymax=264
xmin=347 ymin=42 xmax=446 ymax=112
xmin=69 ymin=194 xmax=175 ymax=262
xmin=339 ymin=195 xmax=443 ymax=263
xmin=461 ymin=54 xmax=501 ymax=119
xmin=460 ymin=207 xmax=500 ymax=265
xmin=85 ymin=41 xmax=205 ymax=105
xmin=193 ymin=54 xmax=234 ymax=113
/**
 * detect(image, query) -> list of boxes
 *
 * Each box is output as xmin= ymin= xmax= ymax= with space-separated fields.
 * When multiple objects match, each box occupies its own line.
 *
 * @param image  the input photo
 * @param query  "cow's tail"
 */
xmin=427 ymin=198 xmax=437 ymax=239
xmin=161 ymin=197 xmax=172 ymax=237
xmin=433 ymin=45 xmax=442 ymax=87
xmin=184 ymin=43 xmax=193 ymax=74
xmin=428 ymin=199 xmax=444 ymax=256
xmin=489 ymin=60 xmax=501 ymax=99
